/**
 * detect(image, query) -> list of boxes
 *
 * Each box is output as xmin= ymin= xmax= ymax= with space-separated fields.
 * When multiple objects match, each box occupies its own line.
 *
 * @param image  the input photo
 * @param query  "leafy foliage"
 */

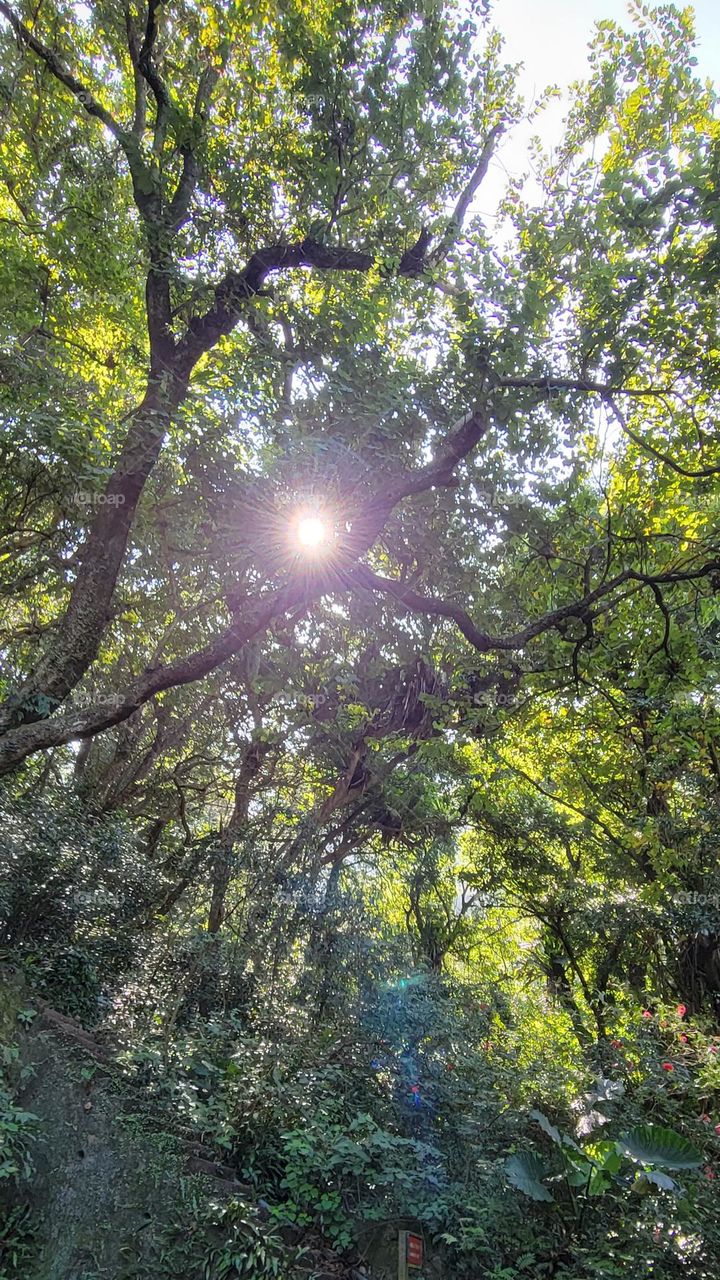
xmin=1 ymin=0 xmax=720 ymax=1276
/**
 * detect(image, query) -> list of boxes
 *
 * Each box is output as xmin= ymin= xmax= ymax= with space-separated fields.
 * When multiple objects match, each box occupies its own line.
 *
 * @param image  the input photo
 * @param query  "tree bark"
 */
xmin=0 ymin=377 xmax=183 ymax=734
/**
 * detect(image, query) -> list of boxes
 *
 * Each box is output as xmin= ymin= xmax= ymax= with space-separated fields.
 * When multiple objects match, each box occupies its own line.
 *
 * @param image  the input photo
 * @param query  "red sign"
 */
xmin=406 ymin=1233 xmax=424 ymax=1268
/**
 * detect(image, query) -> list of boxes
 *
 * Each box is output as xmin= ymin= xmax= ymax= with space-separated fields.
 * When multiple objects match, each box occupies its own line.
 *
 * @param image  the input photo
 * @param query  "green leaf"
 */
xmin=594 ymin=1142 xmax=623 ymax=1175
xmin=618 ymin=1126 xmax=702 ymax=1169
xmin=565 ymin=1160 xmax=594 ymax=1186
xmin=530 ymin=1108 xmax=562 ymax=1146
xmin=587 ymin=1170 xmax=611 ymax=1196
xmin=506 ymin=1153 xmax=554 ymax=1201
xmin=645 ymin=1170 xmax=676 ymax=1191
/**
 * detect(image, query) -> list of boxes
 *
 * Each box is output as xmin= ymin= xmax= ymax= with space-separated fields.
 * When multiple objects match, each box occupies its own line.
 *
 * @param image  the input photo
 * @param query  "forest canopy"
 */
xmin=1 ymin=1 xmax=720 ymax=1277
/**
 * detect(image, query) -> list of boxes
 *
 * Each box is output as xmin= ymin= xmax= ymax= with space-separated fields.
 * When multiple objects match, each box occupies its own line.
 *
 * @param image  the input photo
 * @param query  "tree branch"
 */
xmin=124 ymin=5 xmax=147 ymax=137
xmin=177 ymin=227 xmax=450 ymax=369
xmin=0 ymin=0 xmax=124 ymax=139
xmin=430 ymin=122 xmax=504 ymax=265
xmin=0 ymin=3 xmax=164 ymax=246
xmin=495 ymin=375 xmax=720 ymax=477
xmin=166 ymin=64 xmax=219 ymax=233
xmin=605 ymin=396 xmax=720 ymax=479
xmin=343 ymin=559 xmax=720 ymax=655
xmin=496 ymin=375 xmax=672 ymax=397
xmin=137 ymin=0 xmax=170 ymax=152
xmin=177 ymin=239 xmax=376 ymax=366
xmin=0 ymin=406 xmax=489 ymax=772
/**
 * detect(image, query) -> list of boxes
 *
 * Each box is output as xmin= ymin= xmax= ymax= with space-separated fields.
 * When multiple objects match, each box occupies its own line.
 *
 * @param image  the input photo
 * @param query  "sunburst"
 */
xmin=295 ymin=513 xmax=328 ymax=553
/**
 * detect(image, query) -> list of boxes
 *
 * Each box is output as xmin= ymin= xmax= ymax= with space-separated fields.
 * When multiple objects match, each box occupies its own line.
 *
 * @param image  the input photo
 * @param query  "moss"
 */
xmin=0 ymin=976 xmax=245 ymax=1280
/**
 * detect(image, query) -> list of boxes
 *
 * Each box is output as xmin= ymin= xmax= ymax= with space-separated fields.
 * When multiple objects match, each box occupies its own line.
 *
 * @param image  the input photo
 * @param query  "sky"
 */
xmin=479 ymin=0 xmax=720 ymax=212
xmin=497 ymin=0 xmax=720 ymax=94
xmin=470 ymin=1 xmax=719 ymax=466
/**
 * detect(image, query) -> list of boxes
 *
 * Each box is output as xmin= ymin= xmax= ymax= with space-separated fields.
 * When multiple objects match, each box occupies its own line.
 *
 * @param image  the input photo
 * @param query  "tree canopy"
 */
xmin=1 ymin=1 xmax=720 ymax=1277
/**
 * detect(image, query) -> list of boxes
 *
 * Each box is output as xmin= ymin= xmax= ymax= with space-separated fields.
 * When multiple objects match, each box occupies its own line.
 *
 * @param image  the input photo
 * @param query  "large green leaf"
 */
xmin=592 ymin=1142 xmax=623 ymax=1176
xmin=565 ymin=1159 xmax=594 ymax=1186
xmin=506 ymin=1153 xmax=554 ymax=1202
xmin=530 ymin=1108 xmax=562 ymax=1146
xmin=645 ymin=1170 xmax=676 ymax=1191
xmin=618 ymin=1126 xmax=702 ymax=1170
xmin=587 ymin=1169 xmax=612 ymax=1197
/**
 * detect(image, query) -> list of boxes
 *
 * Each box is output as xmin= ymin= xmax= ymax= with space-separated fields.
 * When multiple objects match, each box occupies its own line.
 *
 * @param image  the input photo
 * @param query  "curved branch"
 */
xmin=178 ymin=239 xmax=376 ymax=365
xmin=137 ymin=0 xmax=169 ymax=150
xmin=0 ymin=0 xmax=159 ymax=223
xmin=430 ymin=123 xmax=504 ymax=265
xmin=0 ymin=1 xmax=129 ymax=138
xmin=0 ymin=406 xmax=489 ymax=773
xmin=344 ymin=559 xmax=720 ymax=655
xmin=496 ymin=375 xmax=720 ymax=478
xmin=177 ymin=226 xmax=448 ymax=367
xmin=605 ymin=396 xmax=720 ymax=479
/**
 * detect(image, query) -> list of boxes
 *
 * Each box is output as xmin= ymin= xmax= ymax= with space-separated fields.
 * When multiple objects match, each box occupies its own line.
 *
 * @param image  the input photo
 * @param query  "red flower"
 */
xmin=701 ymin=1114 xmax=712 ymax=1124
xmin=704 ymin=1165 xmax=716 ymax=1180
xmin=662 ymin=1062 xmax=674 ymax=1071
xmin=611 ymin=1039 xmax=623 ymax=1048
xmin=709 ymin=1046 xmax=718 ymax=1055
xmin=642 ymin=1010 xmax=652 ymax=1019
xmin=679 ymin=1034 xmax=688 ymax=1043
xmin=677 ymin=1003 xmax=687 ymax=1017
xmin=715 ymin=1124 xmax=720 ymax=1136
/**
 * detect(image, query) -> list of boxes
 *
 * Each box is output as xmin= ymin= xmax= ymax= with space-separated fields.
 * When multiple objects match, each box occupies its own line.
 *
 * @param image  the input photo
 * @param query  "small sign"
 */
xmin=406 ymin=1233 xmax=424 ymax=1268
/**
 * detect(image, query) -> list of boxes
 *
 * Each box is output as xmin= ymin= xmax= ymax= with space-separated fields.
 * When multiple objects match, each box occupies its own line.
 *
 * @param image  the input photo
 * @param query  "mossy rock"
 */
xmin=0 ymin=965 xmax=210 ymax=1279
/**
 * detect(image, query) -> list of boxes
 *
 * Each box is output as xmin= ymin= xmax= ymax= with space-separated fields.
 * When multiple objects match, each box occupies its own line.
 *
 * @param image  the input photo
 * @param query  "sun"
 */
xmin=295 ymin=514 xmax=327 ymax=552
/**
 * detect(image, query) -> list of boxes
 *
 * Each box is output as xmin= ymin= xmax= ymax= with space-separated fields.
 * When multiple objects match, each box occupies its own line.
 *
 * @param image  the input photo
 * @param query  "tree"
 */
xmin=1 ymin=0 xmax=716 ymax=789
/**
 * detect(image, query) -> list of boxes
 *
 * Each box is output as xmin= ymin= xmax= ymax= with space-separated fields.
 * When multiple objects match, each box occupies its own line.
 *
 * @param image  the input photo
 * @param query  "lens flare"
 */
xmin=296 ymin=515 xmax=326 ymax=551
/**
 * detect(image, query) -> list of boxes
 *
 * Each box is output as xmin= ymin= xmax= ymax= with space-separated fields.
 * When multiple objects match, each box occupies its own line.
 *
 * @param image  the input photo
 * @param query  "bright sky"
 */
xmin=480 ymin=0 xmax=720 ymax=212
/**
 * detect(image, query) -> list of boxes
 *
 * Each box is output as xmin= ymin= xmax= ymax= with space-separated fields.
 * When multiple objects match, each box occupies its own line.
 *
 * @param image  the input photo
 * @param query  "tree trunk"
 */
xmin=0 ymin=375 xmax=183 ymax=735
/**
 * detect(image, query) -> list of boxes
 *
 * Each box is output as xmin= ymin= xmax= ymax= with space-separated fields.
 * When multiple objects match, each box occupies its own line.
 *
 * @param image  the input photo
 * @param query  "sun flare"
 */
xmin=296 ymin=514 xmax=327 ymax=551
